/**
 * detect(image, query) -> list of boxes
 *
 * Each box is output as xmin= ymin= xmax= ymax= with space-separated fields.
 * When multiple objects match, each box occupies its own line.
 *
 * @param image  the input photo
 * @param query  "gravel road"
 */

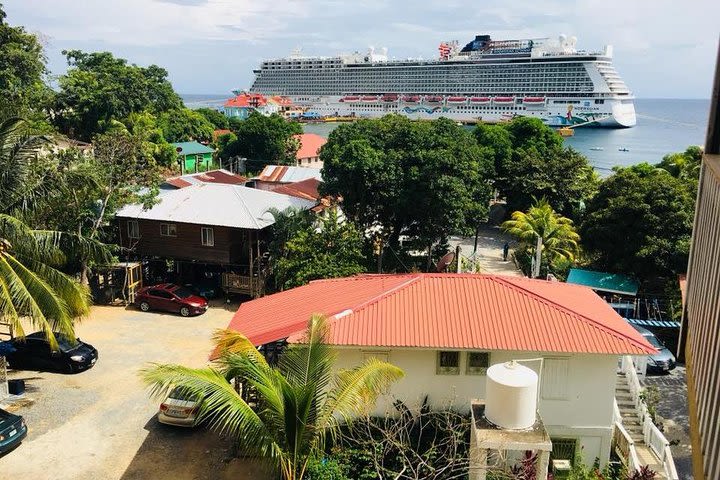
xmin=0 ymin=302 xmax=272 ymax=480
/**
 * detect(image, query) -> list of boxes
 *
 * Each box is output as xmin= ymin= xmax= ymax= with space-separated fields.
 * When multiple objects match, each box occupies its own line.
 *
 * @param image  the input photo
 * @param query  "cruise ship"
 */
xmin=249 ymin=34 xmax=636 ymax=128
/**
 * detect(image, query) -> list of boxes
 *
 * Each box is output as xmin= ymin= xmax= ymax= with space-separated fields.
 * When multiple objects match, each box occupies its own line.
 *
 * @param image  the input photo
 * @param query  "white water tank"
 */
xmin=485 ymin=361 xmax=538 ymax=430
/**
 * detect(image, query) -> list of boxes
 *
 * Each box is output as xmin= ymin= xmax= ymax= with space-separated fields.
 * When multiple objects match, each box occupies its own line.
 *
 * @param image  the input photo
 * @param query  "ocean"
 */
xmin=182 ymin=95 xmax=710 ymax=172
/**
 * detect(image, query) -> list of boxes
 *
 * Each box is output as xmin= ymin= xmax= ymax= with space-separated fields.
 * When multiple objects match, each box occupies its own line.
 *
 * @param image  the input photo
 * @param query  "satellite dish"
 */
xmin=436 ymin=251 xmax=455 ymax=272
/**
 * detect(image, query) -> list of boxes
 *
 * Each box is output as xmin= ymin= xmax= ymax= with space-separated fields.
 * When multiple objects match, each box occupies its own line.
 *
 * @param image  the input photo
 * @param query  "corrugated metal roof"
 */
xmin=164 ymin=169 xmax=247 ymax=188
xmin=171 ymin=141 xmax=214 ymax=156
xmin=217 ymin=274 xmax=656 ymax=358
xmin=566 ymin=268 xmax=639 ymax=296
xmin=270 ymin=178 xmax=320 ymax=201
xmin=256 ymin=165 xmax=322 ymax=183
xmin=293 ymin=133 xmax=327 ymax=160
xmin=116 ymin=183 xmax=315 ymax=230
xmin=627 ymin=318 xmax=681 ymax=328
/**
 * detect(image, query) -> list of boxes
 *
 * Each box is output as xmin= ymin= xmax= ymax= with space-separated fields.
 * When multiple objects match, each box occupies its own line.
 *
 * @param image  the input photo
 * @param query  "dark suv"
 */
xmin=135 ymin=283 xmax=209 ymax=317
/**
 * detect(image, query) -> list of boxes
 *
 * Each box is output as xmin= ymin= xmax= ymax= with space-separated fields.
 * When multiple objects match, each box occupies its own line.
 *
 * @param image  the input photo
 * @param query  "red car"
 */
xmin=135 ymin=284 xmax=209 ymax=317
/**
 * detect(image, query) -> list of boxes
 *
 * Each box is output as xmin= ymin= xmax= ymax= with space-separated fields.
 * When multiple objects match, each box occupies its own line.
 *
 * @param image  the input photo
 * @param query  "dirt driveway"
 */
xmin=0 ymin=302 xmax=273 ymax=480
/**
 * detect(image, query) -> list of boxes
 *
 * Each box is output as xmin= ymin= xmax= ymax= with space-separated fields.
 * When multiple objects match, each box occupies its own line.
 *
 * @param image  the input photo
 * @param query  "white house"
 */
xmin=217 ymin=273 xmax=654 ymax=467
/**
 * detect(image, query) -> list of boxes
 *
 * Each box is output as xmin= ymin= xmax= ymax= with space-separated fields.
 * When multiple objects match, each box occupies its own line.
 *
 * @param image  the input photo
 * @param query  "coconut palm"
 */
xmin=0 ymin=117 xmax=100 ymax=347
xmin=142 ymin=314 xmax=404 ymax=480
xmin=502 ymin=198 xmax=580 ymax=277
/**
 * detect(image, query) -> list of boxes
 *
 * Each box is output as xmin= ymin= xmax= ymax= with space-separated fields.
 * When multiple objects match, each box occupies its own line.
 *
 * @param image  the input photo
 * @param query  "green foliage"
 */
xmin=54 ymin=50 xmax=182 ymax=140
xmin=305 ymin=457 xmax=348 ymax=480
xmin=639 ymin=385 xmax=661 ymax=423
xmin=0 ymin=117 xmax=100 ymax=348
xmin=158 ymin=107 xmax=215 ymax=143
xmin=142 ymin=315 xmax=404 ymax=480
xmin=222 ymin=112 xmax=302 ymax=168
xmin=321 ymin=115 xmax=494 ymax=266
xmin=0 ymin=5 xmax=52 ymax=121
xmin=273 ymin=209 xmax=366 ymax=290
xmin=656 ymin=145 xmax=702 ymax=195
xmin=476 ymin=117 xmax=598 ymax=217
xmin=196 ymin=107 xmax=229 ymax=130
xmin=581 ymin=163 xmax=694 ymax=281
xmin=502 ymin=198 xmax=580 ymax=277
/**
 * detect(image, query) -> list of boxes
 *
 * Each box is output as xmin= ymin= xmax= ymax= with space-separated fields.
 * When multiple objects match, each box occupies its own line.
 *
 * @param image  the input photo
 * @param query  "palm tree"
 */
xmin=0 ymin=118 xmax=100 ymax=347
xmin=142 ymin=314 xmax=404 ymax=480
xmin=502 ymin=198 xmax=580 ymax=277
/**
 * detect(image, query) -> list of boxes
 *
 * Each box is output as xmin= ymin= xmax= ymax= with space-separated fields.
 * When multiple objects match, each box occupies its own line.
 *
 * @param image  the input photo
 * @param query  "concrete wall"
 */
xmin=333 ymin=347 xmax=617 ymax=465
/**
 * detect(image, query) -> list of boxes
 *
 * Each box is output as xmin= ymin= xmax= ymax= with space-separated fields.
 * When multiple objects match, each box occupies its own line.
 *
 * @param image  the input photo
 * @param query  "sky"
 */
xmin=4 ymin=0 xmax=720 ymax=98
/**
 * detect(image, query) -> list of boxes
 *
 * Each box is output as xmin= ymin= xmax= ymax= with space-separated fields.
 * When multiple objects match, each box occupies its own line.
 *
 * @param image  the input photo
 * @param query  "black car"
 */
xmin=6 ymin=332 xmax=98 ymax=374
xmin=0 ymin=408 xmax=27 ymax=455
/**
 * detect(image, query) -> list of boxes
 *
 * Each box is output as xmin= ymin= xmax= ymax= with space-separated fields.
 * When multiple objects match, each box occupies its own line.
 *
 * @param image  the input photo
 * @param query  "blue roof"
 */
xmin=626 ymin=318 xmax=681 ymax=328
xmin=171 ymin=141 xmax=214 ymax=156
xmin=566 ymin=268 xmax=639 ymax=296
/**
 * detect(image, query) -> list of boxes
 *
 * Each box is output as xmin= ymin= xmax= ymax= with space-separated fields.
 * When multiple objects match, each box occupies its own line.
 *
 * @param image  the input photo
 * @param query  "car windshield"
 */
xmin=645 ymin=334 xmax=663 ymax=349
xmin=172 ymin=287 xmax=194 ymax=298
xmin=169 ymin=387 xmax=201 ymax=401
xmin=56 ymin=337 xmax=80 ymax=353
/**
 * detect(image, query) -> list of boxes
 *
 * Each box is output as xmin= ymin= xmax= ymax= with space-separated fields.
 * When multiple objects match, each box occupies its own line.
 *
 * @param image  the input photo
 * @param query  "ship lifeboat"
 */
xmin=341 ymin=95 xmax=360 ymax=103
xmin=493 ymin=96 xmax=514 ymax=104
xmin=424 ymin=95 xmax=444 ymax=103
xmin=523 ymin=97 xmax=546 ymax=104
xmin=361 ymin=95 xmax=379 ymax=102
xmin=446 ymin=96 xmax=467 ymax=104
xmin=470 ymin=97 xmax=491 ymax=104
xmin=381 ymin=94 xmax=399 ymax=102
xmin=401 ymin=95 xmax=421 ymax=103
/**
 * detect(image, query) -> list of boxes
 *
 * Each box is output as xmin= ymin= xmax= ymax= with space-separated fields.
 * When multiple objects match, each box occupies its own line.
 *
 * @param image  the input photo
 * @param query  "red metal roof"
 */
xmin=270 ymin=178 xmax=320 ymax=201
xmin=224 ymin=93 xmax=267 ymax=108
xmin=164 ymin=169 xmax=247 ymax=189
xmin=216 ymin=274 xmax=656 ymax=358
xmin=293 ymin=133 xmax=327 ymax=160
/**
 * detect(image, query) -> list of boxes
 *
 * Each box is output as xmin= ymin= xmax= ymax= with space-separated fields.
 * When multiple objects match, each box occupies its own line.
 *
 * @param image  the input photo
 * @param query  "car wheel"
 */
xmin=139 ymin=301 xmax=150 ymax=312
xmin=180 ymin=306 xmax=191 ymax=317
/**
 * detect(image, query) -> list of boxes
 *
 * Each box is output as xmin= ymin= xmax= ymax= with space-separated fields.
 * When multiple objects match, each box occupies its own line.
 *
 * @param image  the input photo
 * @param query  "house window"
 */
xmin=160 ymin=223 xmax=177 ymax=237
xmin=542 ymin=357 xmax=570 ymax=400
xmin=201 ymin=227 xmax=214 ymax=246
xmin=466 ymin=352 xmax=490 ymax=375
xmin=127 ymin=220 xmax=139 ymax=239
xmin=436 ymin=351 xmax=460 ymax=375
xmin=362 ymin=350 xmax=389 ymax=363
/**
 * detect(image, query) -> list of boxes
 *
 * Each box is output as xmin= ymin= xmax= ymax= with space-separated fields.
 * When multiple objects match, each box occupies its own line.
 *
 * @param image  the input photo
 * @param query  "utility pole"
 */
xmin=533 ymin=234 xmax=543 ymax=278
xmin=455 ymin=245 xmax=462 ymax=273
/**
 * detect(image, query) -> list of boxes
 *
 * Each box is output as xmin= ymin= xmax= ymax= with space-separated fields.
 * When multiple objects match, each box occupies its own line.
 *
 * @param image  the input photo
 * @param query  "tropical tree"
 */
xmin=502 ymin=198 xmax=580 ymax=277
xmin=142 ymin=314 xmax=404 ymax=480
xmin=0 ymin=118 xmax=97 ymax=347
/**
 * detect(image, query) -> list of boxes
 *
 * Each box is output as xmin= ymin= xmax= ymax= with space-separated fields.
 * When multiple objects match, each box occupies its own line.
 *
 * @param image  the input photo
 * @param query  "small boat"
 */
xmin=361 ymin=95 xmax=379 ymax=102
xmin=446 ymin=96 xmax=467 ymax=104
xmin=381 ymin=94 xmax=399 ymax=102
xmin=340 ymin=95 xmax=360 ymax=103
xmin=424 ymin=95 xmax=444 ymax=103
xmin=618 ymin=147 xmax=630 ymax=152
xmin=558 ymin=127 xmax=574 ymax=137
xmin=401 ymin=95 xmax=421 ymax=103
xmin=493 ymin=96 xmax=514 ymax=104
xmin=469 ymin=96 xmax=491 ymax=104
xmin=590 ymin=147 xmax=604 ymax=151
xmin=523 ymin=97 xmax=546 ymax=104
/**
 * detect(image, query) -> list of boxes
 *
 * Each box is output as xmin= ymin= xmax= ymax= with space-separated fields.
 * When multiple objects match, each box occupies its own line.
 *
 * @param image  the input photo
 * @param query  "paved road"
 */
xmin=0 ymin=302 xmax=272 ymax=480
xmin=449 ymin=225 xmax=522 ymax=276
xmin=643 ymin=366 xmax=692 ymax=480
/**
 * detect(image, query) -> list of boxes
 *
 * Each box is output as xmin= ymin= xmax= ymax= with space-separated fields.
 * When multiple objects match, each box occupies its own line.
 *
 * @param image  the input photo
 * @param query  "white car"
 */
xmin=157 ymin=388 xmax=202 ymax=427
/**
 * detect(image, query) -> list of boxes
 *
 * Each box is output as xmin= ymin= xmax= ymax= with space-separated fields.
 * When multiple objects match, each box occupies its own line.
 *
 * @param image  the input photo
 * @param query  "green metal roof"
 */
xmin=171 ymin=141 xmax=214 ymax=156
xmin=566 ymin=268 xmax=639 ymax=296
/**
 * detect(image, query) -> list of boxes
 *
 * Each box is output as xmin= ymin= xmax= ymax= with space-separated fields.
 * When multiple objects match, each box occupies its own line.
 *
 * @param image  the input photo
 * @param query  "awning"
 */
xmin=567 ymin=268 xmax=639 ymax=296
xmin=626 ymin=318 xmax=681 ymax=328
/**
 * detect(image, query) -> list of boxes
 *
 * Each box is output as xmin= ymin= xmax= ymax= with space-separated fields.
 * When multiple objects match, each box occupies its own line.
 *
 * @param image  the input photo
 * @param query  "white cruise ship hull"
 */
xmin=293 ymin=96 xmax=636 ymax=128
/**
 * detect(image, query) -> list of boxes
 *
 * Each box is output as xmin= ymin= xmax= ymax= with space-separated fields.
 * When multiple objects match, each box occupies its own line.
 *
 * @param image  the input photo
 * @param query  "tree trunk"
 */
xmin=426 ymin=244 xmax=433 ymax=272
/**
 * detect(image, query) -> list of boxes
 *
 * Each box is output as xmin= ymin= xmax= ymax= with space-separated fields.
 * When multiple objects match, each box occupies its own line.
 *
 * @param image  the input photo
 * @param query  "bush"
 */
xmin=305 ymin=457 xmax=348 ymax=480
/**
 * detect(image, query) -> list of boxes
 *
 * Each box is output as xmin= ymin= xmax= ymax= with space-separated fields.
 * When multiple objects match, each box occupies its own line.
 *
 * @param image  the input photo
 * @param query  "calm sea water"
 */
xmin=182 ymin=95 xmax=710 ymax=173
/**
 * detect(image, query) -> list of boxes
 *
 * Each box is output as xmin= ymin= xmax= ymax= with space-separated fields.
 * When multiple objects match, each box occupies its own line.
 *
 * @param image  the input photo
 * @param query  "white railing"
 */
xmin=613 ymin=398 xmax=622 ymax=424
xmin=613 ymin=421 xmax=641 ymax=472
xmin=619 ymin=355 xmax=679 ymax=480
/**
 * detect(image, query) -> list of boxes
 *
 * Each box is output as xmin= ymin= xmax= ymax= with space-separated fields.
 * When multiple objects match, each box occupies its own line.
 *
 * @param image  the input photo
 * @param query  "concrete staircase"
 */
xmin=615 ymin=373 xmax=668 ymax=479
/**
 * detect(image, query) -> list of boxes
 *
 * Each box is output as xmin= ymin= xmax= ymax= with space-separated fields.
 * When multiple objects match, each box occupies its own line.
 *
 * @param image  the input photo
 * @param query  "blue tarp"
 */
xmin=566 ymin=268 xmax=639 ymax=296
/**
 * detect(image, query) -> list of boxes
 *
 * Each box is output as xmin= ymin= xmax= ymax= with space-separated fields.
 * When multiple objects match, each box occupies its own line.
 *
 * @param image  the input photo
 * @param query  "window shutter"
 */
xmin=542 ymin=357 xmax=570 ymax=400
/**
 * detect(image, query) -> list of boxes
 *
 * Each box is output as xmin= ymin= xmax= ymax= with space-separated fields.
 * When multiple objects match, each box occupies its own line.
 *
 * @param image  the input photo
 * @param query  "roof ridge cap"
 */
xmin=231 ymin=184 xmax=261 ymax=229
xmin=325 ymin=274 xmax=423 ymax=323
xmin=493 ymin=276 xmax=652 ymax=351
